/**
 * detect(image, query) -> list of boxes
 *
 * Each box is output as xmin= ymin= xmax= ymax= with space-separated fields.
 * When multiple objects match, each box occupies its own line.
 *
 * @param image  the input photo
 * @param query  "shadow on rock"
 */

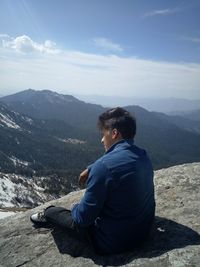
xmin=50 ymin=216 xmax=200 ymax=266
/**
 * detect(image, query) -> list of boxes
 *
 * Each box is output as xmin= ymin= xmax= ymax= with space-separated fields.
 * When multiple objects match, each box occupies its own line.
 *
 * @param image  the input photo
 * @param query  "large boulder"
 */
xmin=0 ymin=163 xmax=200 ymax=266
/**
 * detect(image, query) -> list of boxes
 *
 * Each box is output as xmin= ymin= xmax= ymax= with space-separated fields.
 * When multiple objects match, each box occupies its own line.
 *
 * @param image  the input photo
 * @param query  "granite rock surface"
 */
xmin=0 ymin=162 xmax=200 ymax=267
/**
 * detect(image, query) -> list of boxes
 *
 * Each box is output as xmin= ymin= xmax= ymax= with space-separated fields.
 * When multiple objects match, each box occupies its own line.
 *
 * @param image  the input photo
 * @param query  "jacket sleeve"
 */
xmin=71 ymin=159 xmax=112 ymax=227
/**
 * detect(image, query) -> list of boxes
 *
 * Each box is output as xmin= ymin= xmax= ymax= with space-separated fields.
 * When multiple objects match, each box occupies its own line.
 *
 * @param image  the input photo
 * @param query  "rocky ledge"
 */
xmin=0 ymin=162 xmax=200 ymax=267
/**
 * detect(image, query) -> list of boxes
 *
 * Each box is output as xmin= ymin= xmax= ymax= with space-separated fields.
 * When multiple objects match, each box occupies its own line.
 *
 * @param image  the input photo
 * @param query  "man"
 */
xmin=30 ymin=107 xmax=155 ymax=255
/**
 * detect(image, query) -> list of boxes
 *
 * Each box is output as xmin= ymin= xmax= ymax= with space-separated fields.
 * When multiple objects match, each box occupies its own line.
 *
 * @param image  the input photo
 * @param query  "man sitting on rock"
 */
xmin=30 ymin=107 xmax=155 ymax=255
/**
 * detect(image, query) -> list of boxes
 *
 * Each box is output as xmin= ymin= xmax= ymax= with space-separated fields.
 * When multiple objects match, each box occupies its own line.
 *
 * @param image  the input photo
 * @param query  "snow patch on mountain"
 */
xmin=0 ymin=172 xmax=56 ymax=208
xmin=57 ymin=137 xmax=86 ymax=144
xmin=0 ymin=112 xmax=21 ymax=129
xmin=0 ymin=103 xmax=34 ymax=133
xmin=9 ymin=156 xmax=30 ymax=167
xmin=0 ymin=176 xmax=16 ymax=207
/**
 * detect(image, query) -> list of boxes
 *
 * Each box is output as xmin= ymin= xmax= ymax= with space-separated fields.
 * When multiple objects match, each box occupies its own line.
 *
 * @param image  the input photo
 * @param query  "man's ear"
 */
xmin=112 ymin=128 xmax=119 ymax=139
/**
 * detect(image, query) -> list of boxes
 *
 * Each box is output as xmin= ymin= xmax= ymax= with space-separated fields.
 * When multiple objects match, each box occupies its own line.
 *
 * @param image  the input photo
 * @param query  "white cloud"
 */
xmin=0 ymin=34 xmax=200 ymax=100
xmin=143 ymin=2 xmax=200 ymax=18
xmin=93 ymin=38 xmax=123 ymax=52
xmin=144 ymin=8 xmax=177 ymax=17
xmin=0 ymin=35 xmax=59 ymax=54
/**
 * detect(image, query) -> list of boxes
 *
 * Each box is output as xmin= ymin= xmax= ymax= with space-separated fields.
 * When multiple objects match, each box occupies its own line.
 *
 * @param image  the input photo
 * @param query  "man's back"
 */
xmin=72 ymin=139 xmax=155 ymax=254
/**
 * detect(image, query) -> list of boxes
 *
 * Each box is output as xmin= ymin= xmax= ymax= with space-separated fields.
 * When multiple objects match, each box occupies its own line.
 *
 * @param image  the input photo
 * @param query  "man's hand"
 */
xmin=78 ymin=169 xmax=89 ymax=187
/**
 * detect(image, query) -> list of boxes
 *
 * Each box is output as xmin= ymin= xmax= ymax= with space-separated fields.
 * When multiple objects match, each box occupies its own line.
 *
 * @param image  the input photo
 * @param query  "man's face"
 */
xmin=101 ymin=129 xmax=114 ymax=151
xmin=101 ymin=128 xmax=121 ymax=151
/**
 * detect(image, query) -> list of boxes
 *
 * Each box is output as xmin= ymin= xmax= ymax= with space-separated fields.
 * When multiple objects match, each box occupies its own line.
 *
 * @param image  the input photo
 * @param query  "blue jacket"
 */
xmin=71 ymin=139 xmax=155 ymax=254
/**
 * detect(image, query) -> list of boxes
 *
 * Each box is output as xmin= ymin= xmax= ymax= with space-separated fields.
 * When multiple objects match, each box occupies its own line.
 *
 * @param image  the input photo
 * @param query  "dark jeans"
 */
xmin=44 ymin=206 xmax=91 ymax=243
xmin=44 ymin=206 xmax=154 ymax=255
xmin=44 ymin=206 xmax=75 ymax=229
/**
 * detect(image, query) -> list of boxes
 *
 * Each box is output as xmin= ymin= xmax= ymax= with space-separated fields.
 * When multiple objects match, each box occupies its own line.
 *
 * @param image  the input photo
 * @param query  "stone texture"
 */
xmin=0 ymin=163 xmax=200 ymax=267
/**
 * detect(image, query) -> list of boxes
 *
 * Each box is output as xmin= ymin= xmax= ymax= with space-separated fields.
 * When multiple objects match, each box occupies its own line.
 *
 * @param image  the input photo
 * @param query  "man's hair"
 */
xmin=98 ymin=107 xmax=136 ymax=139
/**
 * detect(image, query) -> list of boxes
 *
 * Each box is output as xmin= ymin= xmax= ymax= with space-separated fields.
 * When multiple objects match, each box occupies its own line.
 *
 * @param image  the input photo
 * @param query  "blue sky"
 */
xmin=0 ymin=0 xmax=200 ymax=99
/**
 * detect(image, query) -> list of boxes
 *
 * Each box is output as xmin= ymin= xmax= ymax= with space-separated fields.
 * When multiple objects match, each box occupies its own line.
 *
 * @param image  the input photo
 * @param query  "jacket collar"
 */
xmin=105 ymin=139 xmax=134 ymax=154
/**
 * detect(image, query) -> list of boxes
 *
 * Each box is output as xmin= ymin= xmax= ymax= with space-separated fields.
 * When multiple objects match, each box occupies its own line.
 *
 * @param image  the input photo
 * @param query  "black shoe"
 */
xmin=30 ymin=210 xmax=47 ymax=224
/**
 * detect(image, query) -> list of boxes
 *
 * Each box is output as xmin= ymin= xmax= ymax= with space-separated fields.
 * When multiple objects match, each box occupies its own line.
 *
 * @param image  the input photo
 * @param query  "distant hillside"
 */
xmin=125 ymin=106 xmax=200 ymax=168
xmin=151 ymin=111 xmax=200 ymax=134
xmin=0 ymin=102 xmax=102 ymax=193
xmin=1 ymin=89 xmax=200 ymax=173
xmin=0 ymin=89 xmax=103 ymax=130
xmin=77 ymin=94 xmax=200 ymax=113
xmin=169 ymin=109 xmax=200 ymax=122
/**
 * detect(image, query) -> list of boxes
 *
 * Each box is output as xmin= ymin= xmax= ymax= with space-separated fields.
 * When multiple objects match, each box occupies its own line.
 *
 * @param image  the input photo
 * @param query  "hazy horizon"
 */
xmin=0 ymin=88 xmax=200 ymax=113
xmin=1 ymin=88 xmax=200 ymax=101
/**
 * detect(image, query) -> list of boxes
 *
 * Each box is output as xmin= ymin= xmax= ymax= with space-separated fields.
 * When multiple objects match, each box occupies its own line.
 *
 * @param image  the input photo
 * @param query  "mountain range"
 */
xmin=77 ymin=94 xmax=200 ymax=113
xmin=169 ymin=109 xmax=200 ymax=122
xmin=0 ymin=89 xmax=200 ymax=190
xmin=0 ymin=97 xmax=102 ymax=193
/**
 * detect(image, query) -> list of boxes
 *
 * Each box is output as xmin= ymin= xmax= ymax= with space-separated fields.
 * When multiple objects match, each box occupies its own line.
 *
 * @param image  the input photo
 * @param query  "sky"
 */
xmin=0 ymin=0 xmax=200 ymax=99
